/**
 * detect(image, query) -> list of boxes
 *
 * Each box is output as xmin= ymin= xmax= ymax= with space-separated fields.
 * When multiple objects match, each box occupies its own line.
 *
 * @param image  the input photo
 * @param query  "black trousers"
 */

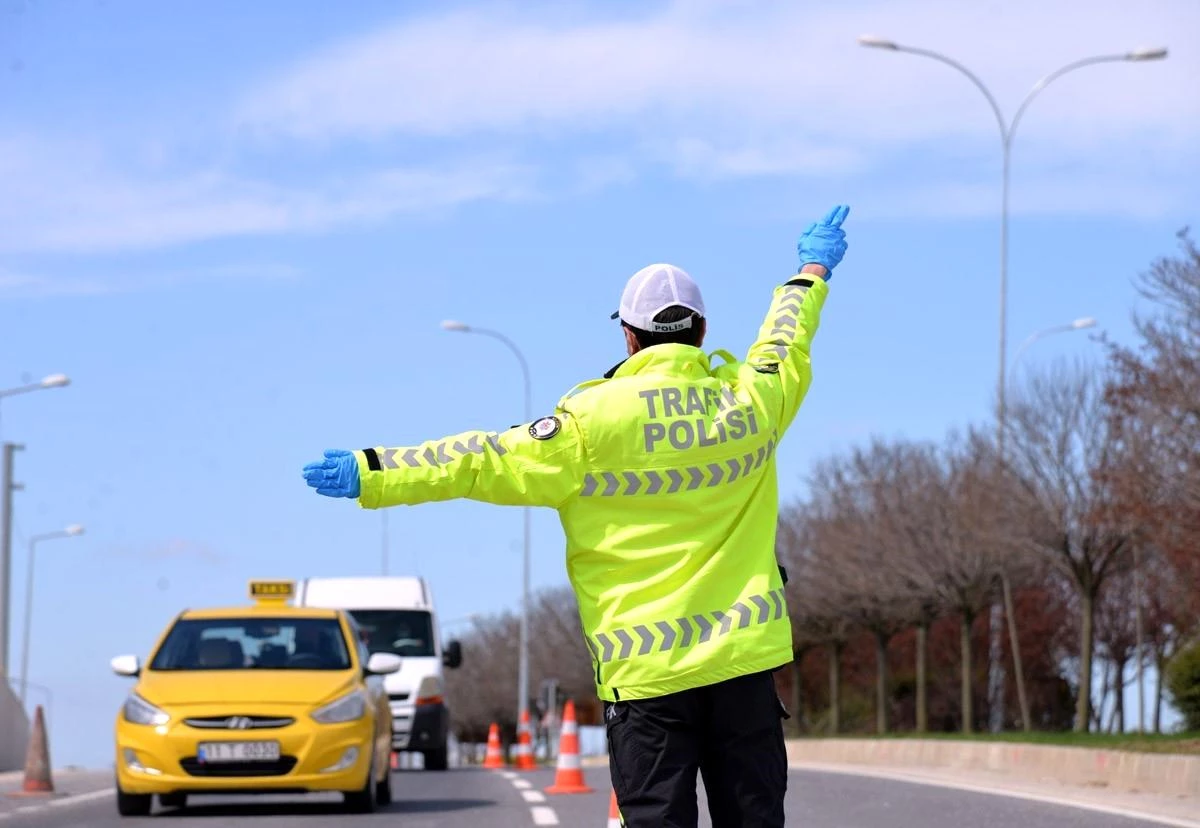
xmin=604 ymin=669 xmax=789 ymax=828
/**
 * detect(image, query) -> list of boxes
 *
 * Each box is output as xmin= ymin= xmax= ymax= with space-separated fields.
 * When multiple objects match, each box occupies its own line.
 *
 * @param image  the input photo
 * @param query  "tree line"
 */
xmin=444 ymin=231 xmax=1200 ymax=743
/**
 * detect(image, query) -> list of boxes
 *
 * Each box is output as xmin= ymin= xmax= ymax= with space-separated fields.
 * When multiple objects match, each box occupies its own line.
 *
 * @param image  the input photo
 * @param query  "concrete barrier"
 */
xmin=0 ymin=685 xmax=29 ymax=773
xmin=785 ymin=738 xmax=1200 ymax=799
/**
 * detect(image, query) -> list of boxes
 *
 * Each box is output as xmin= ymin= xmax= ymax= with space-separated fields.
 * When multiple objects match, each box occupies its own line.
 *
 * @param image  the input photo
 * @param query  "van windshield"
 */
xmin=347 ymin=609 xmax=436 ymax=657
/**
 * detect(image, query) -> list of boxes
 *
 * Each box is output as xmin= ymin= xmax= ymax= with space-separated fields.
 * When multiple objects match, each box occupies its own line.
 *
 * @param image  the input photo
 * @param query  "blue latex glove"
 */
xmin=302 ymin=449 xmax=361 ymax=498
xmin=797 ymin=204 xmax=850 ymax=279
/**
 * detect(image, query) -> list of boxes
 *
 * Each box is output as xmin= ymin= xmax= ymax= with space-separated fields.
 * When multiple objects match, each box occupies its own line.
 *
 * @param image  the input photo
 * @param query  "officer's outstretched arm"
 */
xmin=743 ymin=204 xmax=848 ymax=431
xmin=744 ymin=275 xmax=829 ymax=431
xmin=351 ymin=411 xmax=587 ymax=510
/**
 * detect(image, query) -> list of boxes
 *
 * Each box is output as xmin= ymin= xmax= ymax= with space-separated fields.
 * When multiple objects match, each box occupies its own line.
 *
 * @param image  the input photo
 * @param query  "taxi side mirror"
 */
xmin=365 ymin=652 xmax=402 ymax=676
xmin=442 ymin=639 xmax=463 ymax=669
xmin=111 ymin=654 xmax=141 ymax=677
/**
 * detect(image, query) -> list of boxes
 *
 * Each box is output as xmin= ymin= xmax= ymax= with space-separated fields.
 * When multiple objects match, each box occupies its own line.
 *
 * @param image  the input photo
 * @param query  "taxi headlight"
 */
xmin=123 ymin=693 xmax=170 ymax=726
xmin=312 ymin=690 xmax=367 ymax=724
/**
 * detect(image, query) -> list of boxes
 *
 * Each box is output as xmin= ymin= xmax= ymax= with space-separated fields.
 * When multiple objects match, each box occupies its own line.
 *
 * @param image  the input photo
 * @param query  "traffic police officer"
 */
xmin=302 ymin=204 xmax=851 ymax=826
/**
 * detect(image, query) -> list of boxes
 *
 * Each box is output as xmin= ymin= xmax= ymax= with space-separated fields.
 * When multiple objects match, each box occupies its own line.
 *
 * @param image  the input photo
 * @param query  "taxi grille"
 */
xmin=180 ymin=756 xmax=298 ymax=777
xmin=183 ymin=716 xmax=295 ymax=730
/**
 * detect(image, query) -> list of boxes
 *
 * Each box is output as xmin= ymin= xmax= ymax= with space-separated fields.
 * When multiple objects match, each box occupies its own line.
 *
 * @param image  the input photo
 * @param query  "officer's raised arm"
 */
xmin=745 ymin=204 xmax=849 ymax=431
xmin=301 ymin=408 xmax=588 ymax=510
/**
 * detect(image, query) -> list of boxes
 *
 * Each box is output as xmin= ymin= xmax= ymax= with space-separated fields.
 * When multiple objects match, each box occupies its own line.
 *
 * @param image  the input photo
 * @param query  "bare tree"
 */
xmin=1095 ymin=569 xmax=1139 ymax=732
xmin=445 ymin=612 xmax=521 ymax=743
xmin=1103 ymin=232 xmax=1200 ymax=731
xmin=528 ymin=586 xmax=599 ymax=721
xmin=801 ymin=515 xmax=862 ymax=735
xmin=914 ymin=432 xmax=1014 ymax=733
xmin=1005 ymin=360 xmax=1133 ymax=731
xmin=824 ymin=433 xmax=1022 ymax=734
xmin=778 ymin=511 xmax=818 ymax=734
xmin=805 ymin=442 xmax=929 ymax=734
xmin=778 ymin=506 xmax=858 ymax=735
xmin=1139 ymin=545 xmax=1200 ymax=732
xmin=850 ymin=441 xmax=942 ymax=735
xmin=444 ymin=585 xmax=600 ymax=747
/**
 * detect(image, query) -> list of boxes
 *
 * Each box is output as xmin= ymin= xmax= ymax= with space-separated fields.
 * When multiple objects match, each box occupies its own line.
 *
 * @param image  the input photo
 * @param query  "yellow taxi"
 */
xmin=110 ymin=580 xmax=401 ymax=816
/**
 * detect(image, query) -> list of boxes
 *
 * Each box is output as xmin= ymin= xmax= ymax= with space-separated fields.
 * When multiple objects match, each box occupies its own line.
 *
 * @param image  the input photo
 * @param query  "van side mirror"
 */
xmin=365 ymin=652 xmax=403 ymax=675
xmin=442 ymin=639 xmax=462 ymax=669
xmin=111 ymin=654 xmax=141 ymax=677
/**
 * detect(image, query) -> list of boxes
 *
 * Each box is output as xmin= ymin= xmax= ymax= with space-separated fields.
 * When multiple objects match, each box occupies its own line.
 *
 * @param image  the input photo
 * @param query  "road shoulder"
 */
xmin=0 ymin=769 xmax=113 ymax=822
xmin=789 ymin=760 xmax=1200 ymax=828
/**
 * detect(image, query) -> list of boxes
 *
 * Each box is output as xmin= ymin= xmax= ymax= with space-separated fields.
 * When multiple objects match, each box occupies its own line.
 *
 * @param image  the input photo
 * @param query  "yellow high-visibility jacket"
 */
xmin=353 ymin=276 xmax=828 ymax=701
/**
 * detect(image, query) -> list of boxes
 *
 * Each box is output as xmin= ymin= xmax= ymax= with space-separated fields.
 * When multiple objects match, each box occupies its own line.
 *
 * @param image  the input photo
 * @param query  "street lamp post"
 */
xmin=441 ymin=321 xmax=533 ymax=732
xmin=0 ymin=374 xmax=70 ymax=680
xmin=19 ymin=525 xmax=84 ymax=705
xmin=1010 ymin=318 xmax=1098 ymax=374
xmin=0 ymin=375 xmax=71 ymax=436
xmin=857 ymin=35 xmax=1166 ymax=733
xmin=0 ymin=442 xmax=21 ymax=681
xmin=0 ymin=374 xmax=71 ymax=402
xmin=1001 ymin=318 xmax=1096 ymax=731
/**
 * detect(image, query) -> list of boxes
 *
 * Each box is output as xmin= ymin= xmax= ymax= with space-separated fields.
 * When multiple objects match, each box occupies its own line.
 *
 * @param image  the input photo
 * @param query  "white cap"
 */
xmin=611 ymin=263 xmax=706 ymax=333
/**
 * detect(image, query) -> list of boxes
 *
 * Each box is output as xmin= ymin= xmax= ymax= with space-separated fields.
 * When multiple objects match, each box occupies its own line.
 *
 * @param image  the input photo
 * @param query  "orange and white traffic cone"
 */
xmin=545 ymin=699 xmax=592 ymax=794
xmin=513 ymin=709 xmax=537 ymax=770
xmin=605 ymin=789 xmax=622 ymax=827
xmin=10 ymin=705 xmax=54 ymax=798
xmin=482 ymin=722 xmax=505 ymax=769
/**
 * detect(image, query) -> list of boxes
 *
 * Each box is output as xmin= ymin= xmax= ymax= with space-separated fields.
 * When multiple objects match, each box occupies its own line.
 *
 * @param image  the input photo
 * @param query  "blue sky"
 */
xmin=0 ymin=0 xmax=1196 ymax=766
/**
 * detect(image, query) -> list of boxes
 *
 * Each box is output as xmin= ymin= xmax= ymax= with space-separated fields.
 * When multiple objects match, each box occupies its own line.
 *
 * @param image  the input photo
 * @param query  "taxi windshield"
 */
xmin=149 ymin=617 xmax=352 ymax=671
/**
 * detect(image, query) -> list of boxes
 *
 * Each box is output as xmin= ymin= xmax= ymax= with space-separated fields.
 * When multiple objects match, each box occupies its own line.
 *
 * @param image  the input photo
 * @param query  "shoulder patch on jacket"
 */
xmin=529 ymin=416 xmax=562 ymax=440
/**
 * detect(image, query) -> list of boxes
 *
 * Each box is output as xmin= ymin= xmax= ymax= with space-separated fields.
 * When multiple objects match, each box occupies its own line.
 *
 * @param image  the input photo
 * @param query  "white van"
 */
xmin=294 ymin=577 xmax=463 ymax=770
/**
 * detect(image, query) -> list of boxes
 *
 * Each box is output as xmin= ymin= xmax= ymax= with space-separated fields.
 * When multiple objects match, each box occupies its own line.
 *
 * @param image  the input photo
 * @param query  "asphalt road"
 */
xmin=0 ymin=764 xmax=1185 ymax=827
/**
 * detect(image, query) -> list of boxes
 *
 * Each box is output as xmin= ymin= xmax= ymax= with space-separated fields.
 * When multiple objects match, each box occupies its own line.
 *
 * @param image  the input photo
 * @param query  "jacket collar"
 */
xmin=603 ymin=344 xmax=712 ymax=380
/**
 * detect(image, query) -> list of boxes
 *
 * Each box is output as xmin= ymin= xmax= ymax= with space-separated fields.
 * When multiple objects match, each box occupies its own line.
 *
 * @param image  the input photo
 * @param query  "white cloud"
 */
xmin=1 ymin=0 xmax=1195 ymax=259
xmin=237 ymin=0 xmax=1198 ymax=156
xmin=220 ymin=0 xmax=1199 ymax=223
xmin=662 ymin=137 xmax=867 ymax=181
xmin=0 ymin=262 xmax=300 ymax=299
xmin=571 ymin=156 xmax=640 ymax=194
xmin=0 ymin=267 xmax=37 ymax=291
xmin=0 ymin=135 xmax=535 ymax=254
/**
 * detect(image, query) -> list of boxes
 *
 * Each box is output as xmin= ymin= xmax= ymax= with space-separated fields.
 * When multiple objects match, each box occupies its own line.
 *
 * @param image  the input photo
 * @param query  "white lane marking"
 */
xmin=48 ymin=789 xmax=114 ymax=808
xmin=0 ymin=788 xmax=115 ymax=820
xmin=790 ymin=762 xmax=1200 ymax=828
xmin=501 ymin=771 xmax=518 ymax=779
xmin=504 ymin=774 xmax=560 ymax=826
xmin=531 ymin=805 xmax=560 ymax=825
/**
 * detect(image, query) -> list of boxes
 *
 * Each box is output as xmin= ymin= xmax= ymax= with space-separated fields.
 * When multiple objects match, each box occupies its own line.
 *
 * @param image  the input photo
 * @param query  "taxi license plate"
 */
xmin=197 ymin=741 xmax=280 ymax=763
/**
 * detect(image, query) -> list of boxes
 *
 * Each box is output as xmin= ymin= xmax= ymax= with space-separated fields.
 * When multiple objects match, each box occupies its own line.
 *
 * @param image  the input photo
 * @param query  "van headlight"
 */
xmin=123 ymin=693 xmax=170 ymax=726
xmin=312 ymin=690 xmax=367 ymax=724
